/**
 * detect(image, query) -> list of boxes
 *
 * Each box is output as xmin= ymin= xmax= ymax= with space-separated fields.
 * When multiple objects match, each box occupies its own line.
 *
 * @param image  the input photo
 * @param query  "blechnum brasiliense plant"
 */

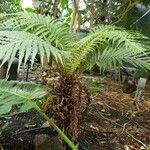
xmin=0 ymin=12 xmax=150 ymax=142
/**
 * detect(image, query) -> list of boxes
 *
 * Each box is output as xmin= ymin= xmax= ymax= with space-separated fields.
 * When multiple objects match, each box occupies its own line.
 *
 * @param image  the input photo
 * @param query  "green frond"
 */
xmin=0 ymin=80 xmax=47 ymax=115
xmin=83 ymin=48 xmax=150 ymax=72
xmin=90 ymin=25 xmax=150 ymax=53
xmin=62 ymin=25 xmax=150 ymax=75
xmin=0 ymin=13 xmax=73 ymax=50
xmin=0 ymin=31 xmax=62 ymax=72
xmin=61 ymin=33 xmax=103 ymax=75
xmin=0 ymin=14 xmax=150 ymax=76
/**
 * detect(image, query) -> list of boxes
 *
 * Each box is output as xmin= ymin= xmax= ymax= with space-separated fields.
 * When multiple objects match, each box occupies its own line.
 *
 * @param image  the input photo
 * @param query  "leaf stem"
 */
xmin=35 ymin=106 xmax=78 ymax=150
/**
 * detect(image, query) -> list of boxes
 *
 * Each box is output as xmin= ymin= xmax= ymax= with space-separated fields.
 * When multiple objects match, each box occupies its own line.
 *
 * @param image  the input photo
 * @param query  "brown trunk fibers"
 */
xmin=42 ymin=74 xmax=91 ymax=140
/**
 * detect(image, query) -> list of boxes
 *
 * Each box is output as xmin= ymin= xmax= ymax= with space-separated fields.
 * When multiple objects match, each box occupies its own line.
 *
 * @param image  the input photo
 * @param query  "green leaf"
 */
xmin=0 ymin=105 xmax=12 ymax=115
xmin=18 ymin=102 xmax=37 ymax=113
xmin=25 ymin=8 xmax=35 ymax=13
xmin=0 ymin=12 xmax=72 ymax=50
xmin=77 ymin=25 xmax=150 ymax=73
xmin=0 ymin=80 xmax=47 ymax=115
xmin=0 ymin=31 xmax=62 ymax=72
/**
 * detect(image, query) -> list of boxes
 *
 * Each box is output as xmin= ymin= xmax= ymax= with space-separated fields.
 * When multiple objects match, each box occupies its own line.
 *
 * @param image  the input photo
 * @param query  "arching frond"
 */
xmin=90 ymin=25 xmax=150 ymax=53
xmin=62 ymin=25 xmax=150 ymax=75
xmin=0 ymin=13 xmax=73 ymax=50
xmin=0 ymin=31 xmax=62 ymax=72
xmin=61 ymin=33 xmax=103 ymax=75
xmin=0 ymin=80 xmax=47 ymax=115
xmin=82 ymin=48 xmax=150 ymax=72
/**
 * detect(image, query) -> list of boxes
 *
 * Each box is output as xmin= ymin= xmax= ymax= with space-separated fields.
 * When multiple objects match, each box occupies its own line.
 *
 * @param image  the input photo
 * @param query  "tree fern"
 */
xmin=0 ymin=13 xmax=150 ymax=76
xmin=0 ymin=13 xmax=150 ymax=146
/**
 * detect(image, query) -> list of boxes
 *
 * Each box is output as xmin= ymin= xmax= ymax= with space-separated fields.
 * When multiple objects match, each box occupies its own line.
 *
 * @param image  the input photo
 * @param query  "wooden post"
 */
xmin=134 ymin=78 xmax=147 ymax=109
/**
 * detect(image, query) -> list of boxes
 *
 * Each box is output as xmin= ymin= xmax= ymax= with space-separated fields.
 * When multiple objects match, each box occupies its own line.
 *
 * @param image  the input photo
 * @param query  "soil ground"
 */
xmin=78 ymin=77 xmax=150 ymax=150
xmin=0 ymin=69 xmax=150 ymax=150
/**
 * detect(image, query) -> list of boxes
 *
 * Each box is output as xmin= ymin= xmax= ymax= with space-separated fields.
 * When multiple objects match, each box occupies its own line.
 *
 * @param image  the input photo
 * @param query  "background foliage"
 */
xmin=0 ymin=0 xmax=21 ymax=13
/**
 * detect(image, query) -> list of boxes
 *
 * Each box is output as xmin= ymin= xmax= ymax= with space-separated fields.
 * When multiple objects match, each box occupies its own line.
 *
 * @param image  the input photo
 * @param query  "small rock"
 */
xmin=34 ymin=134 xmax=65 ymax=150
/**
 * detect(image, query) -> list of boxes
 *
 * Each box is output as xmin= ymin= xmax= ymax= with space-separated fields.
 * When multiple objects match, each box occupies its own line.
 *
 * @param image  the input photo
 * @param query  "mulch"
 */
xmin=78 ymin=78 xmax=150 ymax=150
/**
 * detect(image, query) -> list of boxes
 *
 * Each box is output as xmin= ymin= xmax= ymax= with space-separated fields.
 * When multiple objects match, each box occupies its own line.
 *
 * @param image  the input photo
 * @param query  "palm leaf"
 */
xmin=0 ymin=80 xmax=47 ymax=115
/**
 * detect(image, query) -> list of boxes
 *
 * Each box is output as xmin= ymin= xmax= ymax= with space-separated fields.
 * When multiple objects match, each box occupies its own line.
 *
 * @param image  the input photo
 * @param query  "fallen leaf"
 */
xmin=89 ymin=124 xmax=99 ymax=131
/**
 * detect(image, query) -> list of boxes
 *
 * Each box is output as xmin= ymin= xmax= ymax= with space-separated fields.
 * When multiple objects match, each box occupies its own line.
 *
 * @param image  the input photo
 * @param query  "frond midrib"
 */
xmin=0 ymin=87 xmax=32 ymax=100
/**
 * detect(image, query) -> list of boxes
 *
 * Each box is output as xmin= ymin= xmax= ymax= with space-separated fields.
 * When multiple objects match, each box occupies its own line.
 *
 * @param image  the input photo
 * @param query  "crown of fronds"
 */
xmin=0 ymin=13 xmax=150 ymax=75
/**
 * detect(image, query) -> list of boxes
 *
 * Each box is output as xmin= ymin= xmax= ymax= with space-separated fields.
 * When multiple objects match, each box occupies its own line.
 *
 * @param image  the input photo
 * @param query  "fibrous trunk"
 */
xmin=43 ymin=75 xmax=81 ymax=139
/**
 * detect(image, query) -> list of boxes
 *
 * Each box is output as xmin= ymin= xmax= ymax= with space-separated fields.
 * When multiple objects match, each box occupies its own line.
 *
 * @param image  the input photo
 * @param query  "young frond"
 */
xmin=61 ymin=33 xmax=105 ymax=75
xmin=0 ymin=80 xmax=47 ymax=115
xmin=0 ymin=31 xmax=62 ymax=72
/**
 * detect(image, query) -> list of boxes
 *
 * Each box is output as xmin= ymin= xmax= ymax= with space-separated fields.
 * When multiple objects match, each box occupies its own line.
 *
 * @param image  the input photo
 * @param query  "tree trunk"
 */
xmin=42 ymin=75 xmax=79 ymax=139
xmin=89 ymin=0 xmax=95 ymax=27
xmin=42 ymin=73 xmax=92 ymax=140
xmin=52 ymin=0 xmax=60 ymax=18
xmin=70 ymin=0 xmax=80 ymax=32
